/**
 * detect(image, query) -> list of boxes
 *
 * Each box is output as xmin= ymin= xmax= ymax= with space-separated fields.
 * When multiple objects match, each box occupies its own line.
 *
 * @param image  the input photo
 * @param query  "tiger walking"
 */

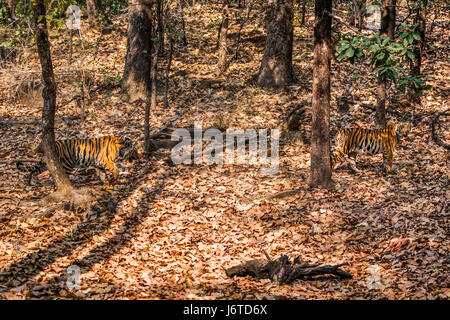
xmin=17 ymin=136 xmax=137 ymax=184
xmin=332 ymin=122 xmax=410 ymax=173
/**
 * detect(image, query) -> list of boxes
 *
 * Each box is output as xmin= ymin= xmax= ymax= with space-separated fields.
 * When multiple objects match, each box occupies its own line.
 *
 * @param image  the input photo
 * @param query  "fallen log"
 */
xmin=226 ymin=254 xmax=351 ymax=284
xmin=0 ymin=115 xmax=80 ymax=126
xmin=360 ymin=103 xmax=412 ymax=121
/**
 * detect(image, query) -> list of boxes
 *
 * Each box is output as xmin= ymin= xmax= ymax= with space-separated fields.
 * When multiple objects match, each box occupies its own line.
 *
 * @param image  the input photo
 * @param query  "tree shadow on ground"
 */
xmin=0 ymin=157 xmax=170 ymax=297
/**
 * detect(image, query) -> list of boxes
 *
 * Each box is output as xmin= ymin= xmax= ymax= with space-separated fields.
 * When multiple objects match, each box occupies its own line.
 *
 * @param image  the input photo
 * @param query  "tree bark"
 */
xmin=408 ymin=0 xmax=427 ymax=104
xmin=86 ymin=0 xmax=101 ymax=27
xmin=380 ymin=0 xmax=396 ymax=40
xmin=163 ymin=37 xmax=174 ymax=108
xmin=179 ymin=0 xmax=188 ymax=46
xmin=217 ymin=5 xmax=229 ymax=74
xmin=301 ymin=0 xmax=307 ymax=25
xmin=122 ymin=0 xmax=153 ymax=103
xmin=145 ymin=41 xmax=160 ymax=154
xmin=6 ymin=0 xmax=16 ymax=21
xmin=34 ymin=0 xmax=73 ymax=193
xmin=376 ymin=0 xmax=396 ymax=128
xmin=157 ymin=0 xmax=165 ymax=54
xmin=257 ymin=0 xmax=294 ymax=88
xmin=309 ymin=0 xmax=332 ymax=188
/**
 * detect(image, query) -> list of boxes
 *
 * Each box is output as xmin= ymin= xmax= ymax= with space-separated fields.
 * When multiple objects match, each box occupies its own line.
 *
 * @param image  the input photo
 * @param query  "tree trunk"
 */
xmin=376 ymin=0 xmax=396 ymax=128
xmin=310 ymin=0 xmax=332 ymax=188
xmin=122 ymin=0 xmax=153 ymax=103
xmin=34 ymin=0 xmax=73 ymax=193
xmin=217 ymin=5 xmax=229 ymax=74
xmin=6 ymin=0 xmax=16 ymax=21
xmin=301 ymin=0 xmax=307 ymax=25
xmin=157 ymin=0 xmax=165 ymax=54
xmin=163 ymin=37 xmax=174 ymax=108
xmin=179 ymin=0 xmax=188 ymax=46
xmin=86 ymin=0 xmax=100 ymax=27
xmin=408 ymin=0 xmax=427 ymax=104
xmin=257 ymin=0 xmax=294 ymax=88
xmin=380 ymin=0 xmax=396 ymax=40
xmin=145 ymin=41 xmax=160 ymax=154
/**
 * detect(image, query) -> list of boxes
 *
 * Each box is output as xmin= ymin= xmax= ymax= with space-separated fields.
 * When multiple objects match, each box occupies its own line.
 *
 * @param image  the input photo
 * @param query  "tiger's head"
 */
xmin=395 ymin=122 xmax=411 ymax=137
xmin=117 ymin=137 xmax=140 ymax=160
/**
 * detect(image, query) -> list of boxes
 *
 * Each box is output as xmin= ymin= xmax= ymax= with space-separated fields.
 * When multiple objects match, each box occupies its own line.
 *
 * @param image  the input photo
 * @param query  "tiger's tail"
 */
xmin=16 ymin=160 xmax=47 ymax=185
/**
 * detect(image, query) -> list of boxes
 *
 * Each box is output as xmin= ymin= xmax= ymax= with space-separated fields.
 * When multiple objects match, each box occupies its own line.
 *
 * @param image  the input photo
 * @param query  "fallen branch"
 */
xmin=431 ymin=110 xmax=449 ymax=150
xmin=59 ymin=82 xmax=121 ymax=108
xmin=226 ymin=254 xmax=351 ymax=284
xmin=0 ymin=115 xmax=80 ymax=126
xmin=0 ymin=158 xmax=41 ymax=164
xmin=325 ymin=10 xmax=360 ymax=33
xmin=360 ymin=103 xmax=412 ymax=121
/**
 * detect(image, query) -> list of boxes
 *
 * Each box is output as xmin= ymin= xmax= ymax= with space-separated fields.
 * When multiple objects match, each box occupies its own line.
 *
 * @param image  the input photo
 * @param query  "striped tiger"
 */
xmin=332 ymin=122 xmax=410 ymax=173
xmin=17 ymin=136 xmax=137 ymax=184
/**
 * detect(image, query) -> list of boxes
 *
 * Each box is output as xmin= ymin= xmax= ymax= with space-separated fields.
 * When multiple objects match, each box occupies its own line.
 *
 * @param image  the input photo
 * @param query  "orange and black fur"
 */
xmin=332 ymin=122 xmax=410 ymax=173
xmin=17 ymin=136 xmax=137 ymax=184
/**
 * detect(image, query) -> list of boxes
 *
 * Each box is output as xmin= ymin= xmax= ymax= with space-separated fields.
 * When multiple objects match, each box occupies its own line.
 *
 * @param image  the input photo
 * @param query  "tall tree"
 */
xmin=257 ymin=0 xmax=294 ymax=87
xmin=376 ymin=0 xmax=396 ymax=128
xmin=157 ymin=0 xmax=165 ymax=54
xmin=86 ymin=0 xmax=100 ymax=27
xmin=309 ymin=0 xmax=332 ymax=188
xmin=122 ymin=0 xmax=153 ymax=103
xmin=34 ymin=0 xmax=73 ymax=195
xmin=6 ymin=0 xmax=16 ymax=21
xmin=409 ymin=0 xmax=427 ymax=104
xmin=217 ymin=4 xmax=229 ymax=74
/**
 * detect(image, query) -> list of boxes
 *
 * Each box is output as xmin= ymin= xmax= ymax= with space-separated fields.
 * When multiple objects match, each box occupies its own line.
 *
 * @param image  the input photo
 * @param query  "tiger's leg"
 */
xmin=382 ymin=149 xmax=393 ymax=173
xmin=102 ymin=160 xmax=119 ymax=183
xmin=332 ymin=150 xmax=344 ymax=170
xmin=348 ymin=152 xmax=360 ymax=172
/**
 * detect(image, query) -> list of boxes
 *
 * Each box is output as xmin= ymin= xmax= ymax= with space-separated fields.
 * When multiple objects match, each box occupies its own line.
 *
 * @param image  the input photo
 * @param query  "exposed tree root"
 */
xmin=44 ymin=186 xmax=93 ymax=210
xmin=431 ymin=110 xmax=449 ymax=150
xmin=226 ymin=254 xmax=352 ymax=284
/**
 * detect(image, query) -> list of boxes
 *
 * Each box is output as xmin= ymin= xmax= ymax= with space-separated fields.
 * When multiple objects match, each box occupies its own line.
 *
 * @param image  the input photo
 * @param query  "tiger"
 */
xmin=331 ymin=122 xmax=410 ymax=173
xmin=17 ymin=136 xmax=138 ymax=185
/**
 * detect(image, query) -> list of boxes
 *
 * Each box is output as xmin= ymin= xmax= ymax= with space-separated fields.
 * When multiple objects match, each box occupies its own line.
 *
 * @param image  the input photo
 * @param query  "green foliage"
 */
xmin=335 ymin=24 xmax=432 ymax=96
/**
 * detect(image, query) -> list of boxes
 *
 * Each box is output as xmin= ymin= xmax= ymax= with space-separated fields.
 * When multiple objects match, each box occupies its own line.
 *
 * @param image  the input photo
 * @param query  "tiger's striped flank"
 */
xmin=331 ymin=123 xmax=410 ymax=173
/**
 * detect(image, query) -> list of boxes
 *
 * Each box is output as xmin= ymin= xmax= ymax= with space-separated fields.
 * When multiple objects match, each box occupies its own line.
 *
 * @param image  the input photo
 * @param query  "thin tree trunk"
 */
xmin=157 ymin=0 xmax=165 ymax=54
xmin=234 ymin=1 xmax=253 ymax=59
xmin=380 ymin=0 xmax=396 ymax=39
xmin=301 ymin=0 xmax=307 ymax=25
xmin=179 ymin=0 xmax=188 ymax=47
xmin=257 ymin=0 xmax=295 ymax=88
xmin=310 ymin=0 xmax=332 ymax=188
xmin=86 ymin=0 xmax=100 ymax=27
xmin=6 ymin=0 xmax=16 ymax=21
xmin=375 ymin=78 xmax=387 ymax=127
xmin=217 ymin=5 xmax=229 ymax=74
xmin=145 ymin=41 xmax=160 ymax=154
xmin=164 ymin=37 xmax=174 ymax=108
xmin=408 ymin=0 xmax=427 ymax=104
xmin=68 ymin=29 xmax=73 ymax=64
xmin=34 ymin=0 xmax=73 ymax=193
xmin=122 ymin=0 xmax=153 ymax=103
xmin=376 ymin=0 xmax=396 ymax=128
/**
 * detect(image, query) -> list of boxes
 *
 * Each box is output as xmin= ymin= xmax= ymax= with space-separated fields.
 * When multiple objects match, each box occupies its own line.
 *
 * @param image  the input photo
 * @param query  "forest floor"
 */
xmin=0 ymin=3 xmax=448 ymax=299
